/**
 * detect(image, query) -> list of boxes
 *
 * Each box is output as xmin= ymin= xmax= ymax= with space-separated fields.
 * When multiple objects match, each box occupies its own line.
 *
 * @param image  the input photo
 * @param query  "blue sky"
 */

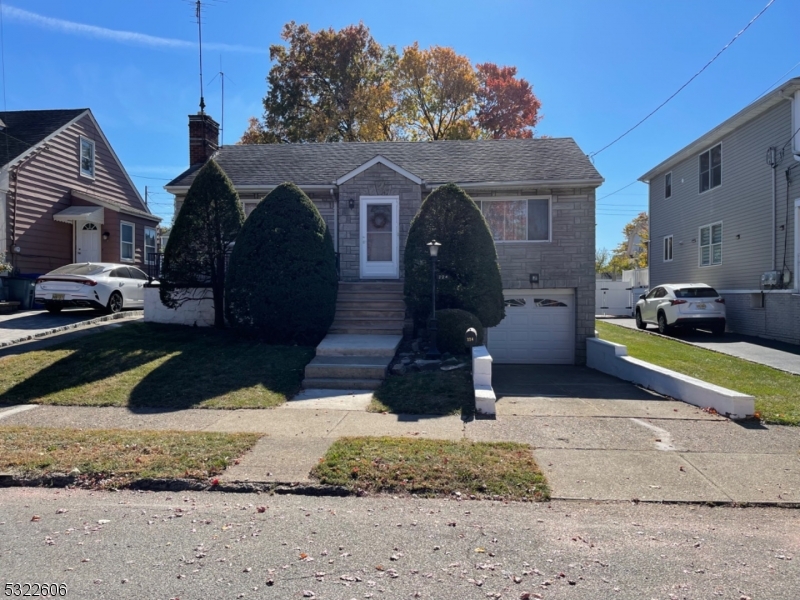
xmin=1 ymin=0 xmax=798 ymax=252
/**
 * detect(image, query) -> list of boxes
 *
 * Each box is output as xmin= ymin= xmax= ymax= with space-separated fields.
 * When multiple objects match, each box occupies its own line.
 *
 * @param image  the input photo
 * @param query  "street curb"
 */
xmin=0 ymin=310 xmax=143 ymax=348
xmin=0 ymin=473 xmax=352 ymax=496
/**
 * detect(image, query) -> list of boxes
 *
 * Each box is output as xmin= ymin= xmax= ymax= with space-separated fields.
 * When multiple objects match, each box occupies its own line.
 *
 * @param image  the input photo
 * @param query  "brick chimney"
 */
xmin=188 ymin=113 xmax=220 ymax=166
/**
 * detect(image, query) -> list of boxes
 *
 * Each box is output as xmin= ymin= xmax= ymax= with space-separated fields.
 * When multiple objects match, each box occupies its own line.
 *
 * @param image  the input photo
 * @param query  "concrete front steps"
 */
xmin=329 ymin=281 xmax=405 ymax=336
xmin=303 ymin=333 xmax=402 ymax=390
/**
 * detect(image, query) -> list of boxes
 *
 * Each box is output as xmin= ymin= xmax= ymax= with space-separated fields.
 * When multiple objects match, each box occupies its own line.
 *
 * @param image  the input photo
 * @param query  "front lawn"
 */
xmin=596 ymin=321 xmax=800 ymax=425
xmin=0 ymin=323 xmax=314 ymax=410
xmin=0 ymin=426 xmax=260 ymax=487
xmin=369 ymin=369 xmax=474 ymax=416
xmin=311 ymin=436 xmax=549 ymax=500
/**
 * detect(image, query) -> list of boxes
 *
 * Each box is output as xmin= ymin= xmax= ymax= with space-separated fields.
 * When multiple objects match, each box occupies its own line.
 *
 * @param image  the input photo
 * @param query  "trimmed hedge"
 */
xmin=404 ymin=183 xmax=505 ymax=328
xmin=224 ymin=182 xmax=338 ymax=345
xmin=159 ymin=159 xmax=244 ymax=327
xmin=436 ymin=309 xmax=484 ymax=356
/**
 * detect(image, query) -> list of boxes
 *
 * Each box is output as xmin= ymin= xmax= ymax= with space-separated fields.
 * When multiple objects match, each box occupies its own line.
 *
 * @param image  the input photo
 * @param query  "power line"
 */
xmin=589 ymin=0 xmax=776 ymax=159
xmin=752 ymin=58 xmax=800 ymax=100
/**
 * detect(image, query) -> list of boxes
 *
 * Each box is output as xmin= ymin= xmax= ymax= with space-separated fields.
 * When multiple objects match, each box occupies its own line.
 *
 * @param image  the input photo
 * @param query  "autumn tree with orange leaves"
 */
xmin=240 ymin=22 xmax=541 ymax=144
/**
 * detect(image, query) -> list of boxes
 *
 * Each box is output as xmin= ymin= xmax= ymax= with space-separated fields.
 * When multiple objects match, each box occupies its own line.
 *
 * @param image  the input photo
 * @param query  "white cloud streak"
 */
xmin=3 ymin=5 xmax=265 ymax=54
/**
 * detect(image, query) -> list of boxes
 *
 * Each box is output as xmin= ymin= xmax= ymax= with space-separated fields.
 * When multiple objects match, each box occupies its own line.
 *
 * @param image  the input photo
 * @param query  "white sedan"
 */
xmin=35 ymin=263 xmax=151 ymax=314
xmin=635 ymin=283 xmax=726 ymax=336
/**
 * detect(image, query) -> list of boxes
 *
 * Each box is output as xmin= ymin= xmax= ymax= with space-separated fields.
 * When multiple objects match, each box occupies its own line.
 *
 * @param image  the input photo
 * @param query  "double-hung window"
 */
xmin=144 ymin=227 xmax=157 ymax=265
xmin=699 ymin=144 xmax=722 ymax=193
xmin=478 ymin=197 xmax=551 ymax=242
xmin=120 ymin=222 xmax=135 ymax=263
xmin=79 ymin=137 xmax=95 ymax=179
xmin=699 ymin=222 xmax=722 ymax=266
xmin=663 ymin=235 xmax=673 ymax=262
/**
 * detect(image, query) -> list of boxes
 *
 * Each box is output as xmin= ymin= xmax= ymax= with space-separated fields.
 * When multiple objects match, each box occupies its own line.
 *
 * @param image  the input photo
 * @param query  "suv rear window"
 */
xmin=675 ymin=287 xmax=719 ymax=298
xmin=49 ymin=263 xmax=106 ymax=276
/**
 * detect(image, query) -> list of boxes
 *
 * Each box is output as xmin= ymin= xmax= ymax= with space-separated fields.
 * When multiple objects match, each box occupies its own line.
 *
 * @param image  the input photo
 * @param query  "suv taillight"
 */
xmin=670 ymin=299 xmax=687 ymax=306
xmin=715 ymin=298 xmax=725 ymax=304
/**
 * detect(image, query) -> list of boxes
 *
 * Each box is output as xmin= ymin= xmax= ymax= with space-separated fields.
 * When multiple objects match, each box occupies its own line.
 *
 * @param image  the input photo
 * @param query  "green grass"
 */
xmin=596 ymin=321 xmax=800 ymax=425
xmin=311 ymin=436 xmax=549 ymax=500
xmin=0 ymin=425 xmax=260 ymax=487
xmin=0 ymin=323 xmax=314 ymax=410
xmin=369 ymin=369 xmax=474 ymax=416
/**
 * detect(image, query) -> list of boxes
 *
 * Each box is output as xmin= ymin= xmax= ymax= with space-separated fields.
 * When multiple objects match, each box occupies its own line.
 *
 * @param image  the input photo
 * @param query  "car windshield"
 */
xmin=675 ymin=287 xmax=719 ymax=298
xmin=47 ymin=263 xmax=107 ymax=276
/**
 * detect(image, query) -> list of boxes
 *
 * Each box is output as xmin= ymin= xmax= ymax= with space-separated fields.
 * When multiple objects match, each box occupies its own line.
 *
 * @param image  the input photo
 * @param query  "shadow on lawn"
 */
xmin=0 ymin=323 xmax=313 ymax=412
xmin=372 ymin=369 xmax=475 ymax=419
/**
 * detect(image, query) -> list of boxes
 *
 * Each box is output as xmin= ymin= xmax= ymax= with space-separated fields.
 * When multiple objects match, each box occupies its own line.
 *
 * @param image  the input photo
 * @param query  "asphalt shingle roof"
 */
xmin=166 ymin=138 xmax=602 ymax=188
xmin=0 ymin=109 xmax=87 ymax=167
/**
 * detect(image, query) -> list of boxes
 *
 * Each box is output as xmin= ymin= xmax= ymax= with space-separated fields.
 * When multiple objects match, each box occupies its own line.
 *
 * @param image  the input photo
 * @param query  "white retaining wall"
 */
xmin=587 ymin=337 xmax=755 ymax=420
xmin=472 ymin=345 xmax=496 ymax=416
xmin=144 ymin=286 xmax=216 ymax=327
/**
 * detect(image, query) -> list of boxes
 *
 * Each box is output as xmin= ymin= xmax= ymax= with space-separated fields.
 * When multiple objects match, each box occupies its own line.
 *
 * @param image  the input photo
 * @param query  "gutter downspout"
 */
xmin=331 ymin=187 xmax=339 ymax=277
xmin=772 ymin=152 xmax=777 ymax=271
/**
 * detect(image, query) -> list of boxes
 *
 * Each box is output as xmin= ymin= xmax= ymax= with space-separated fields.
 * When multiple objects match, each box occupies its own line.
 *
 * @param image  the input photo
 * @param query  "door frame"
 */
xmin=75 ymin=220 xmax=101 ymax=263
xmin=359 ymin=195 xmax=400 ymax=279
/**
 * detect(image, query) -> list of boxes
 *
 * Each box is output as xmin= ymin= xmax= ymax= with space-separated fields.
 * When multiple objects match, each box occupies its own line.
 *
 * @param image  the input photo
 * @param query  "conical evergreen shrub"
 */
xmin=404 ymin=183 xmax=504 ymax=328
xmin=160 ymin=159 xmax=244 ymax=327
xmin=225 ymin=182 xmax=338 ymax=345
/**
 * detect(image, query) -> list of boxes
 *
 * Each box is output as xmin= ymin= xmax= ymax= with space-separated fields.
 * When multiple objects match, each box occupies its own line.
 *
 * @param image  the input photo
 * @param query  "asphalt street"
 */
xmin=1 ymin=489 xmax=797 ymax=600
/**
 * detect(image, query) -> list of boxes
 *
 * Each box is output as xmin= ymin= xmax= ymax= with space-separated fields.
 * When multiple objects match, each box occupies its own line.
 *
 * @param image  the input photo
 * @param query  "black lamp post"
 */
xmin=426 ymin=240 xmax=442 ymax=360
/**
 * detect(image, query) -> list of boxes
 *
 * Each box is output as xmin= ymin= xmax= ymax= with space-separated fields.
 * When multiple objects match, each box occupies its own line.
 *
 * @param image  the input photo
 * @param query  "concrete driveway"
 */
xmin=483 ymin=365 xmax=800 ymax=504
xmin=0 ymin=308 xmax=142 ymax=348
xmin=599 ymin=316 xmax=800 ymax=375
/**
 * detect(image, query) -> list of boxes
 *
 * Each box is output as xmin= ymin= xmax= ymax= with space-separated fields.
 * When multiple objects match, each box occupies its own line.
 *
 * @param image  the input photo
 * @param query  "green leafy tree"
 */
xmin=159 ymin=160 xmax=244 ymax=328
xmin=404 ymin=183 xmax=504 ymax=328
xmin=225 ymin=183 xmax=338 ymax=345
xmin=607 ymin=212 xmax=649 ymax=276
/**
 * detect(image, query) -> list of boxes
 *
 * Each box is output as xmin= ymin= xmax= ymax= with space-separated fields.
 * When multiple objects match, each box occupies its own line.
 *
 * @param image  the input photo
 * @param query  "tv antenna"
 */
xmin=195 ymin=0 xmax=205 ymax=113
xmin=208 ymin=57 xmax=234 ymax=145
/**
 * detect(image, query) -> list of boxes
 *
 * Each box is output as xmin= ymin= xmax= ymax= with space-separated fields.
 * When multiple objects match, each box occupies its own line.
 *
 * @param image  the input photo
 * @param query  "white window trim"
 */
xmin=478 ymin=196 xmax=552 ymax=243
xmin=698 ymin=221 xmax=722 ymax=267
xmin=144 ymin=226 xmax=157 ymax=265
xmin=698 ymin=143 xmax=722 ymax=195
xmin=120 ymin=221 xmax=135 ymax=263
xmin=79 ymin=136 xmax=96 ymax=180
xmin=663 ymin=235 xmax=673 ymax=262
xmin=664 ymin=172 xmax=672 ymax=199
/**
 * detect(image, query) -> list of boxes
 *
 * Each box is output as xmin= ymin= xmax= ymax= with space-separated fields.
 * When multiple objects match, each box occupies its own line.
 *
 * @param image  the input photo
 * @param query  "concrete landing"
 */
xmin=314 ymin=334 xmax=401 ymax=357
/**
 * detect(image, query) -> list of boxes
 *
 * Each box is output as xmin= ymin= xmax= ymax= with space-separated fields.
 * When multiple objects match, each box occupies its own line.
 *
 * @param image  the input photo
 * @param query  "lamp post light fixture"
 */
xmin=426 ymin=240 xmax=442 ymax=360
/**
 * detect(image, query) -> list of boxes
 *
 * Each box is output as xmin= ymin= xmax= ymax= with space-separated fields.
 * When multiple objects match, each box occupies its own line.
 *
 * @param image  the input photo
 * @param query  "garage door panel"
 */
xmin=488 ymin=289 xmax=575 ymax=364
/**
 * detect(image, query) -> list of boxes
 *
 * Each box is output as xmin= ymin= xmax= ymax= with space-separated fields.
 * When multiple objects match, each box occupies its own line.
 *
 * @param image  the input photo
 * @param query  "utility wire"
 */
xmin=589 ymin=0 xmax=776 ymax=158
xmin=752 ymin=58 xmax=800 ymax=100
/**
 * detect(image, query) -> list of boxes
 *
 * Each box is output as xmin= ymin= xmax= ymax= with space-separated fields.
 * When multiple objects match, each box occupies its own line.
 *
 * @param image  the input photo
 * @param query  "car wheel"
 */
xmin=635 ymin=309 xmax=647 ymax=330
xmin=711 ymin=321 xmax=725 ymax=336
xmin=657 ymin=312 xmax=671 ymax=335
xmin=45 ymin=303 xmax=62 ymax=314
xmin=106 ymin=291 xmax=123 ymax=314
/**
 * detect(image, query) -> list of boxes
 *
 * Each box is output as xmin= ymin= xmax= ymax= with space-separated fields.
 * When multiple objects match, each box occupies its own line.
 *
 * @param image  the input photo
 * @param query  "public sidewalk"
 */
xmin=2 ymin=365 xmax=798 ymax=505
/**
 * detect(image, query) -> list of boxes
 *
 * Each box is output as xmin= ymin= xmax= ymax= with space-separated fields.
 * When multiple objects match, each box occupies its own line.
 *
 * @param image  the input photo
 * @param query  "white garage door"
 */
xmin=487 ymin=289 xmax=575 ymax=364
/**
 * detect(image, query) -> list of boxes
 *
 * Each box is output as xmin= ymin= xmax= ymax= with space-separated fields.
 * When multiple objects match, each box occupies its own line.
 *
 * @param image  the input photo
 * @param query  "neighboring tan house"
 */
xmin=640 ymin=77 xmax=800 ymax=344
xmin=0 ymin=109 xmax=160 ymax=275
xmin=166 ymin=113 xmax=603 ymax=364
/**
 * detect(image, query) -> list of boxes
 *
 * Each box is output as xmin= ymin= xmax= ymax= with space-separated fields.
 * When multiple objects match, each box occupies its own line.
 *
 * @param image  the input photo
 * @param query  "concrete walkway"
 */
xmin=2 ymin=365 xmax=798 ymax=504
xmin=599 ymin=316 xmax=800 ymax=375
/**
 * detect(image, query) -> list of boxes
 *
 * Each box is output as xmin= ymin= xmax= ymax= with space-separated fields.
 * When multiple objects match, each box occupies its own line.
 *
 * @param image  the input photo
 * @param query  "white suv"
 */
xmin=635 ymin=283 xmax=726 ymax=336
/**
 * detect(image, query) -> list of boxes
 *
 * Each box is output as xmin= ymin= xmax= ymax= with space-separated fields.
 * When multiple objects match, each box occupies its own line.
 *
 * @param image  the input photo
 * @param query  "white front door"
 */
xmin=360 ymin=196 xmax=399 ymax=278
xmin=76 ymin=221 xmax=101 ymax=262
